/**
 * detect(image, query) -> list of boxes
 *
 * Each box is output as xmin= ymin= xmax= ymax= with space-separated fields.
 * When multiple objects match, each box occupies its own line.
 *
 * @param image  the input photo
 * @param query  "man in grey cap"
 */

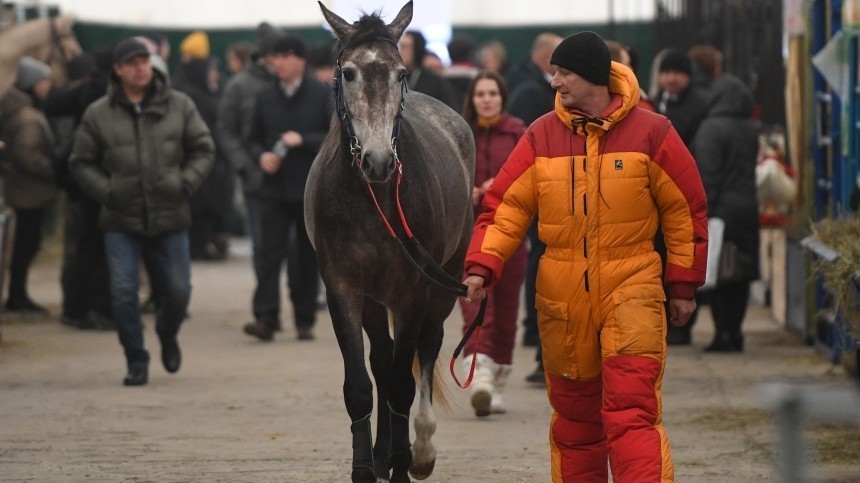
xmin=70 ymin=37 xmax=215 ymax=386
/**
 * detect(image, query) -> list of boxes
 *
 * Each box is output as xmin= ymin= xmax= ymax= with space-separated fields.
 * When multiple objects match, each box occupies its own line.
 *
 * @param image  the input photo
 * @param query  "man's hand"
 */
xmin=668 ymin=298 xmax=697 ymax=327
xmin=281 ymin=131 xmax=303 ymax=148
xmin=463 ymin=275 xmax=486 ymax=303
xmin=260 ymin=152 xmax=281 ymax=174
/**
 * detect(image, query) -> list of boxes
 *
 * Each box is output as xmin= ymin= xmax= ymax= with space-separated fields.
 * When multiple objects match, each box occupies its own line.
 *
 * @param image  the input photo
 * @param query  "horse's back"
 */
xmin=402 ymin=91 xmax=475 ymax=181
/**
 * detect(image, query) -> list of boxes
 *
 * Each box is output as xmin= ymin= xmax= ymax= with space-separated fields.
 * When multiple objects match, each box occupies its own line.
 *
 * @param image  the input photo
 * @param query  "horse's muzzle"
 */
xmin=360 ymin=153 xmax=397 ymax=183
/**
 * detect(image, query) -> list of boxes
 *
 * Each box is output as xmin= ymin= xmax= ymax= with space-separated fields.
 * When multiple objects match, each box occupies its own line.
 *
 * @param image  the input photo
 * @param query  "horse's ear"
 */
xmin=318 ymin=1 xmax=355 ymax=41
xmin=387 ymin=1 xmax=413 ymax=40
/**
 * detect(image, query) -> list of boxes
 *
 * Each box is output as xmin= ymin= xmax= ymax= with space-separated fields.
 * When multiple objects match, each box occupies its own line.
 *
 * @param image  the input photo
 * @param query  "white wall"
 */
xmin=30 ymin=0 xmax=654 ymax=28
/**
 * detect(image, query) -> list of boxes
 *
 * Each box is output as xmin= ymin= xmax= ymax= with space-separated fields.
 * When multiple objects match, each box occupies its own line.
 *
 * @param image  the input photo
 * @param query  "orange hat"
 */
xmin=180 ymin=31 xmax=210 ymax=59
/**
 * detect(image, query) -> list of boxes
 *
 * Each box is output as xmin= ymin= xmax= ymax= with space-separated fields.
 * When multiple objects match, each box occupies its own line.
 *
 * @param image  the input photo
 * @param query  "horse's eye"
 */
xmin=342 ymin=69 xmax=356 ymax=82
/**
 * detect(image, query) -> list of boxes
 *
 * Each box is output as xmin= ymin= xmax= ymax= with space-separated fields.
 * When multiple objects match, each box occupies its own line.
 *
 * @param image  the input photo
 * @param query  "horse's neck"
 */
xmin=0 ymin=20 xmax=52 ymax=96
xmin=0 ymin=20 xmax=52 ymax=60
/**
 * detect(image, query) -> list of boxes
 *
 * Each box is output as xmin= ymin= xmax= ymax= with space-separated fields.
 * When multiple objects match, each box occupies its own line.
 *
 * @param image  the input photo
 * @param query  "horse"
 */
xmin=306 ymin=2 xmax=475 ymax=482
xmin=0 ymin=15 xmax=82 ymax=97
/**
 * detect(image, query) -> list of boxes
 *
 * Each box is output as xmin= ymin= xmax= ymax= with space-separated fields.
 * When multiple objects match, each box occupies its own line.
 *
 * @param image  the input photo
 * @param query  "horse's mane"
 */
xmin=337 ymin=11 xmax=396 ymax=51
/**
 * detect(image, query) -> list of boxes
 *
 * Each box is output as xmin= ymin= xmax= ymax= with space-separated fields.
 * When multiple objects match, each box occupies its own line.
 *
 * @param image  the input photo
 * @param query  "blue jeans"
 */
xmin=105 ymin=230 xmax=191 ymax=368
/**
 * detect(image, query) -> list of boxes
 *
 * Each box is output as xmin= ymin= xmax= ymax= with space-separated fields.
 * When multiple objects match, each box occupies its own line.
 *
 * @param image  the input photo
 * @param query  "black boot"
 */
xmin=123 ymin=365 xmax=148 ymax=386
xmin=704 ymin=333 xmax=744 ymax=352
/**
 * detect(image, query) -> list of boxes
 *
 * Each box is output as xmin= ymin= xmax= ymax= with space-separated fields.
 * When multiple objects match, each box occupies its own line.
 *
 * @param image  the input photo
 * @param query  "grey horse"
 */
xmin=305 ymin=2 xmax=475 ymax=482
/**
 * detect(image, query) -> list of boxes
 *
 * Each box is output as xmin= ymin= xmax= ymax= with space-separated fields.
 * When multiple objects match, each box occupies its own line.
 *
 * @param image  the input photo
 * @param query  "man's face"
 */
xmin=398 ymin=35 xmax=415 ymax=69
xmin=113 ymin=54 xmax=153 ymax=91
xmin=272 ymin=53 xmax=305 ymax=83
xmin=659 ymin=70 xmax=690 ymax=95
xmin=550 ymin=65 xmax=592 ymax=110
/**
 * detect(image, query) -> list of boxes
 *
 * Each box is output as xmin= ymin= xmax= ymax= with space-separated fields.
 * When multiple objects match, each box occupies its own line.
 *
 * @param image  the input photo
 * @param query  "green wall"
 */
xmin=73 ymin=20 xmax=655 ymax=88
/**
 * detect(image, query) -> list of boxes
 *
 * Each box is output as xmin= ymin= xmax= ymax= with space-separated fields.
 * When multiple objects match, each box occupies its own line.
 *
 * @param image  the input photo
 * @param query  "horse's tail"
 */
xmin=411 ymin=357 xmax=451 ymax=411
xmin=388 ymin=309 xmax=451 ymax=411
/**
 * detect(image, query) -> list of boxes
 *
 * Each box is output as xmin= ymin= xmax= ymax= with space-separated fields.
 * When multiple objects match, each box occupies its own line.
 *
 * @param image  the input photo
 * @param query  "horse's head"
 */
xmin=320 ymin=1 xmax=413 ymax=183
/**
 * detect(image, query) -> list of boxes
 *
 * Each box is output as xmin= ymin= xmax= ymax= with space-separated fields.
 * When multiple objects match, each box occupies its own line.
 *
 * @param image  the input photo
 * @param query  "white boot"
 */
xmin=462 ymin=353 xmax=496 ymax=417
xmin=490 ymin=364 xmax=512 ymax=414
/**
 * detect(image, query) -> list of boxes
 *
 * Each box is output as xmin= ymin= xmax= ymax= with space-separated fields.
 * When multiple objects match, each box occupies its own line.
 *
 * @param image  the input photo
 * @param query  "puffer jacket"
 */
xmin=692 ymin=74 xmax=760 ymax=281
xmin=0 ymin=88 xmax=58 ymax=209
xmin=465 ymin=62 xmax=708 ymax=377
xmin=70 ymin=69 xmax=215 ymax=236
xmin=472 ymin=113 xmax=526 ymax=204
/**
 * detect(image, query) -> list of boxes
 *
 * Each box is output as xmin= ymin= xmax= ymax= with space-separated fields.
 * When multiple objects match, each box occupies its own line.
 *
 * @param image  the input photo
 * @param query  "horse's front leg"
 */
xmin=363 ymin=299 xmax=394 ymax=480
xmin=388 ymin=305 xmax=426 ymax=483
xmin=327 ymin=289 xmax=376 ymax=483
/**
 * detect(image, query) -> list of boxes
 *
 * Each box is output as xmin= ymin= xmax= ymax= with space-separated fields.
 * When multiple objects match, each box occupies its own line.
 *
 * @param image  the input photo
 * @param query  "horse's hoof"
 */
xmin=352 ymin=466 xmax=377 ymax=483
xmin=408 ymin=459 xmax=435 ymax=480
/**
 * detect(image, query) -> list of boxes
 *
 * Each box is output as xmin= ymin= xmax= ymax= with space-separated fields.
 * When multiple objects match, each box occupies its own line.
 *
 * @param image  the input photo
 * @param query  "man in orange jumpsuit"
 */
xmin=463 ymin=31 xmax=708 ymax=482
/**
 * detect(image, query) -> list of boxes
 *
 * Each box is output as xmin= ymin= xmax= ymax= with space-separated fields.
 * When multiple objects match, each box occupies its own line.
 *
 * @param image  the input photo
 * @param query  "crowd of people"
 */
xmin=0 ymin=21 xmax=765 ymax=481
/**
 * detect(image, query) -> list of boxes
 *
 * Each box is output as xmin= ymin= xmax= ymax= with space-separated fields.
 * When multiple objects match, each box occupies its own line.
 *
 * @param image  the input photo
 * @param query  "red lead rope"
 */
xmin=362 ymin=159 xmax=486 ymax=388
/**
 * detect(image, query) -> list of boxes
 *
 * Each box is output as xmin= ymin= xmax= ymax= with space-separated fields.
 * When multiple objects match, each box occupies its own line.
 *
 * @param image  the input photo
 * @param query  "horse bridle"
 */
xmin=332 ymin=36 xmax=407 ymax=170
xmin=331 ymin=36 xmax=487 ymax=389
xmin=45 ymin=18 xmax=73 ymax=70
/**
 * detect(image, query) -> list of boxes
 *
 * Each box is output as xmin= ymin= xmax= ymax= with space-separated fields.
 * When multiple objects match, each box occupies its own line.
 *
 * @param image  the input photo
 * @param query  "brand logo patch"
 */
xmin=614 ymin=160 xmax=623 ymax=170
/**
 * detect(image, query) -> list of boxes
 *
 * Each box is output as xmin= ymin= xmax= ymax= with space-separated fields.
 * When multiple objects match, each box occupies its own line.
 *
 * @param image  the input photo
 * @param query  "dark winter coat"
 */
xmin=507 ymin=76 xmax=556 ymax=127
xmin=70 ymin=69 xmax=215 ymax=237
xmin=249 ymin=74 xmax=330 ymax=203
xmin=505 ymin=58 xmax=544 ymax=94
xmin=216 ymin=61 xmax=274 ymax=196
xmin=174 ymin=58 xmax=235 ymax=217
xmin=406 ymin=68 xmax=456 ymax=111
xmin=0 ymin=88 xmax=59 ymax=209
xmin=472 ymin=113 xmax=526 ymax=197
xmin=656 ymin=85 xmax=709 ymax=146
xmin=692 ymin=74 xmax=760 ymax=281
xmin=43 ymin=74 xmax=109 ymax=195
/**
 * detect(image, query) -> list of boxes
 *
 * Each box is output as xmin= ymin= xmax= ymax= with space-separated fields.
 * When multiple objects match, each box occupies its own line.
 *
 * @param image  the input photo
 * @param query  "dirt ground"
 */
xmin=2 ymin=238 xmax=860 ymax=482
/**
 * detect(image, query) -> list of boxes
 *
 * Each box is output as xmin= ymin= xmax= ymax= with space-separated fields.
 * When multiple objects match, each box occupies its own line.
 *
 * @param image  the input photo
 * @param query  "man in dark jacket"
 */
xmin=241 ymin=34 xmax=330 ymax=343
xmin=655 ymin=49 xmax=709 ymax=145
xmin=398 ymin=30 xmax=456 ymax=110
xmin=70 ymin=38 xmax=215 ymax=386
xmin=506 ymin=33 xmax=562 ymax=126
xmin=216 ymin=24 xmax=278 ymax=279
xmin=654 ymin=49 xmax=709 ymax=345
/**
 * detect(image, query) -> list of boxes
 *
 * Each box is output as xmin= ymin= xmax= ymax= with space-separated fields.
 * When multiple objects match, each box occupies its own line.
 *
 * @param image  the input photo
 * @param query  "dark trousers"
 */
xmin=252 ymin=199 xmax=319 ymax=329
xmin=61 ymin=197 xmax=112 ymax=319
xmin=7 ymin=207 xmax=45 ymax=302
xmin=710 ymin=281 xmax=750 ymax=337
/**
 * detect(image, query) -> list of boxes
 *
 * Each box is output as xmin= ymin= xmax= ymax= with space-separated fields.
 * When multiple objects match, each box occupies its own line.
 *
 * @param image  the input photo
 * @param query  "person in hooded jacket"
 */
xmin=217 ymin=23 xmax=279 ymax=283
xmin=175 ymin=57 xmax=234 ymax=261
xmin=691 ymin=73 xmax=760 ymax=352
xmin=0 ymin=58 xmax=58 ymax=314
xmin=463 ymin=32 xmax=708 ymax=481
xmin=70 ymin=38 xmax=215 ymax=386
xmin=457 ymin=70 xmax=527 ymax=418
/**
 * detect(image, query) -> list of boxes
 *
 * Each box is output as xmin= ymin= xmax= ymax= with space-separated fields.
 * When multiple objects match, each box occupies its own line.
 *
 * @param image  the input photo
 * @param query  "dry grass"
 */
xmin=808 ymin=422 xmax=860 ymax=464
xmin=810 ymin=216 xmax=860 ymax=341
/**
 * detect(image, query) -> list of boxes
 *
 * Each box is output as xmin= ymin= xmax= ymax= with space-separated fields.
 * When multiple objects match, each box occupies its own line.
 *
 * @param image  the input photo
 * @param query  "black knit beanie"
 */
xmin=658 ymin=49 xmax=693 ymax=76
xmin=550 ymin=32 xmax=611 ymax=86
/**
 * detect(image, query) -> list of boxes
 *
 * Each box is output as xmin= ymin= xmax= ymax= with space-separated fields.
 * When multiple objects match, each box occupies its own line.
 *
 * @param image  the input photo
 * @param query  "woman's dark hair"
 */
xmin=404 ymin=30 xmax=427 ymax=67
xmin=461 ymin=70 xmax=509 ymax=124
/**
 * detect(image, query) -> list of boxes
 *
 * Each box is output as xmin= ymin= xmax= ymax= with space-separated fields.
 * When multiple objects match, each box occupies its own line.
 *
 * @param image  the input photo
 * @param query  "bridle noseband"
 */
xmin=331 ymin=36 xmax=407 ymax=170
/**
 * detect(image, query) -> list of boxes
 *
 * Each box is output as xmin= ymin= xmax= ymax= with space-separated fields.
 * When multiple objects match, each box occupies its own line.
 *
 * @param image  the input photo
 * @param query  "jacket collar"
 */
xmin=553 ymin=61 xmax=641 ymax=136
xmin=107 ymin=68 xmax=171 ymax=117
